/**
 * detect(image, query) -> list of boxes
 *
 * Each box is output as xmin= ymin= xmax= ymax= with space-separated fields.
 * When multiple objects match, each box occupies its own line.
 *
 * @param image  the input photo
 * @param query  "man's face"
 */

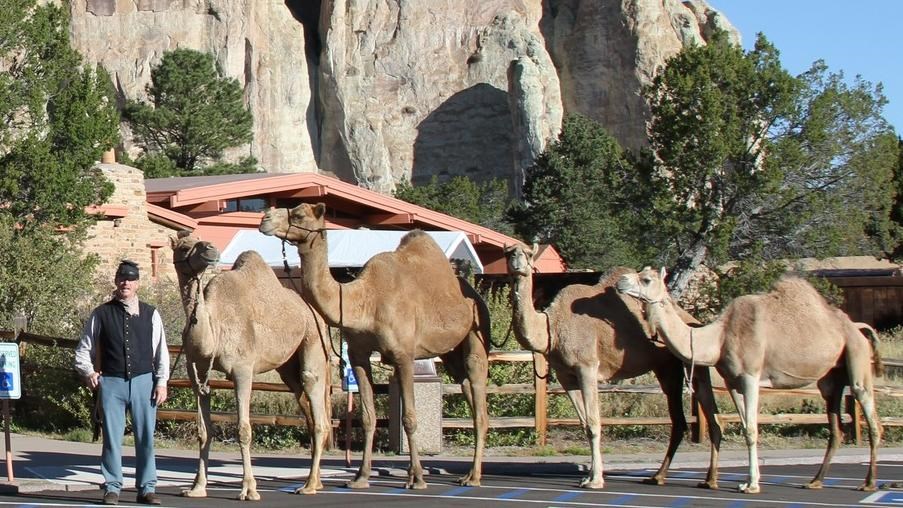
xmin=114 ymin=275 xmax=140 ymax=299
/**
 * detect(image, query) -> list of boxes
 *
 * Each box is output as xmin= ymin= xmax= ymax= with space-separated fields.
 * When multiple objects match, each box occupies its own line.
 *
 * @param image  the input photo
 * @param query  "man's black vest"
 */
xmin=94 ymin=299 xmax=156 ymax=379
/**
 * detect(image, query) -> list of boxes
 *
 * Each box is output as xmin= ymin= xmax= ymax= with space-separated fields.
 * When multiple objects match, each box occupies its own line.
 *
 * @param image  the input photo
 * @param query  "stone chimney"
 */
xmin=101 ymin=148 xmax=116 ymax=164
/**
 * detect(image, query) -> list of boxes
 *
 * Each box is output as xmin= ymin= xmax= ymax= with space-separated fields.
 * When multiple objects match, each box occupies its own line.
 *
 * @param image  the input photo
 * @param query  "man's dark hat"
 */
xmin=115 ymin=260 xmax=140 ymax=281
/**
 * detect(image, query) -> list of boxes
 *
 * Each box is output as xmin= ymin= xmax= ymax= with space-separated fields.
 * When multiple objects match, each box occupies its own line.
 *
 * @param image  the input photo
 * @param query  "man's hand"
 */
xmin=153 ymin=385 xmax=168 ymax=406
xmin=85 ymin=372 xmax=101 ymax=390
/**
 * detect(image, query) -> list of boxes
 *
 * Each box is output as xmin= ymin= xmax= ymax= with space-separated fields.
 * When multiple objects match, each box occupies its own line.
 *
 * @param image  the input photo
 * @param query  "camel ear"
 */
xmin=530 ymin=242 xmax=539 ymax=259
xmin=659 ymin=266 xmax=667 ymax=280
xmin=313 ymin=203 xmax=326 ymax=219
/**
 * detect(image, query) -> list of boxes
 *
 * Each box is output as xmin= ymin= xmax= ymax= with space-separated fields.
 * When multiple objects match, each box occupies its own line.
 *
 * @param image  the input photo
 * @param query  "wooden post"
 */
xmin=532 ymin=352 xmax=548 ymax=447
xmin=690 ymin=393 xmax=706 ymax=444
xmin=845 ymin=394 xmax=862 ymax=445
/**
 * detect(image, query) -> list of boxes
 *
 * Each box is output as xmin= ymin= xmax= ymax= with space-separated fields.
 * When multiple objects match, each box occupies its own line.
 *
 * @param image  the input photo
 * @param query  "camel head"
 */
xmin=503 ymin=243 xmax=537 ymax=277
xmin=259 ymin=202 xmax=326 ymax=245
xmin=170 ymin=230 xmax=220 ymax=277
xmin=616 ymin=266 xmax=670 ymax=304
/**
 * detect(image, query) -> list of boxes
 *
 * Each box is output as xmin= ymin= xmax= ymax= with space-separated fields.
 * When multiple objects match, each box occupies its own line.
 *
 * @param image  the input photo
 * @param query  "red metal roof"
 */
xmin=145 ymin=172 xmax=566 ymax=274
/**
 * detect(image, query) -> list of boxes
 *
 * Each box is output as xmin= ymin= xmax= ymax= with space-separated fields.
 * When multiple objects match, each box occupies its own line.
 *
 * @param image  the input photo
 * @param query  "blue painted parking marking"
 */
xmin=496 ymin=488 xmax=529 ymax=499
xmin=441 ymin=486 xmax=474 ymax=497
xmin=667 ymin=498 xmax=693 ymax=507
xmin=609 ymin=493 xmax=637 ymax=505
xmin=552 ymin=490 xmax=582 ymax=502
xmin=862 ymin=490 xmax=903 ymax=504
xmin=725 ymin=501 xmax=747 ymax=508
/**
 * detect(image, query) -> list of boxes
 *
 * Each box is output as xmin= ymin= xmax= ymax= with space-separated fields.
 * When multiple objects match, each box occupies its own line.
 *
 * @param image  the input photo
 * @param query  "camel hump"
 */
xmin=232 ymin=250 xmax=270 ymax=271
xmin=228 ymin=250 xmax=280 ymax=284
xmin=396 ymin=229 xmax=445 ymax=259
xmin=597 ymin=266 xmax=637 ymax=288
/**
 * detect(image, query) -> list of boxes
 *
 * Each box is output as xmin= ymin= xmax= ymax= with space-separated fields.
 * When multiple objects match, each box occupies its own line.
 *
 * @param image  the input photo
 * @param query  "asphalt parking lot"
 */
xmin=1 ymin=433 xmax=902 ymax=507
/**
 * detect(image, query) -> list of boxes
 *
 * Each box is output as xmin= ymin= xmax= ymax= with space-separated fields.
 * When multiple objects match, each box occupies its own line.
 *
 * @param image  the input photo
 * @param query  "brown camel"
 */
xmin=504 ymin=244 xmax=722 ymax=489
xmin=617 ymin=267 xmax=883 ymax=494
xmin=170 ymin=231 xmax=331 ymax=500
xmin=259 ymin=203 xmax=491 ymax=490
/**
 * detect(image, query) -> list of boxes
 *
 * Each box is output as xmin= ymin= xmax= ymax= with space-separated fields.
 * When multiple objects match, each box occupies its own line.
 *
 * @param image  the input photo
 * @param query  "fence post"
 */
xmin=690 ymin=393 xmax=706 ymax=444
xmin=845 ymin=393 xmax=862 ymax=445
xmin=532 ymin=352 xmax=548 ymax=446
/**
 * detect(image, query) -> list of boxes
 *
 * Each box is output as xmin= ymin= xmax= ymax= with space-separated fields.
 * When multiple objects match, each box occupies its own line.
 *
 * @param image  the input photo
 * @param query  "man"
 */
xmin=75 ymin=260 xmax=170 ymax=505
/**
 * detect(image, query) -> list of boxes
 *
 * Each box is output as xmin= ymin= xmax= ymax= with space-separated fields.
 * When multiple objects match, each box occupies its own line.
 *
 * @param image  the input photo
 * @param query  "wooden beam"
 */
xmin=364 ymin=212 xmax=414 ymax=225
xmin=273 ymin=185 xmax=327 ymax=198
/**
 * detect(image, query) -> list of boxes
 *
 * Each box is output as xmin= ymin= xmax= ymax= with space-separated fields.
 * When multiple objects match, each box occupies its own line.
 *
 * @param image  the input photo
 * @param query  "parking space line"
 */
xmin=497 ymin=488 xmax=529 ymax=499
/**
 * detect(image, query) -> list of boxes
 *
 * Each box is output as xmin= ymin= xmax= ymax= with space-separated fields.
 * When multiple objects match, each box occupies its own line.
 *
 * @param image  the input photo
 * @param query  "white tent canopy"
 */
xmin=218 ymin=229 xmax=484 ymax=274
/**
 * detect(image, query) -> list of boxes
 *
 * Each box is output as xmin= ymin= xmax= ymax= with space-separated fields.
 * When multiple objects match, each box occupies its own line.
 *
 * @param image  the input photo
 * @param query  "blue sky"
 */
xmin=708 ymin=1 xmax=902 ymax=134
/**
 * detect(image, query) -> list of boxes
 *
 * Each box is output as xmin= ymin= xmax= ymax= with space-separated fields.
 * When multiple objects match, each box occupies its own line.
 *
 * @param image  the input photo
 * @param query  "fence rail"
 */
xmin=6 ymin=329 xmax=903 ymax=446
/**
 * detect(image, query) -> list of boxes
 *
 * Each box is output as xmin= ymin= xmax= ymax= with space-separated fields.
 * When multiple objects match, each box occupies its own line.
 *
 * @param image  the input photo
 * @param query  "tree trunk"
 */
xmin=667 ymin=239 xmax=708 ymax=300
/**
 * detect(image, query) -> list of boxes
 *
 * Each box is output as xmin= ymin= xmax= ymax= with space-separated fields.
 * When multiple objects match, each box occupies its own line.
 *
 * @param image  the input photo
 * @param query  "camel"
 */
xmin=259 ymin=203 xmax=491 ymax=490
xmin=504 ymin=244 xmax=722 ymax=490
xmin=617 ymin=267 xmax=883 ymax=494
xmin=169 ymin=231 xmax=331 ymax=500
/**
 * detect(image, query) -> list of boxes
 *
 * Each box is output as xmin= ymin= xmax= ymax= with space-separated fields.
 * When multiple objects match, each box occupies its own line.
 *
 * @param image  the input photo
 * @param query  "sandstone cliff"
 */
xmin=66 ymin=0 xmax=737 ymax=195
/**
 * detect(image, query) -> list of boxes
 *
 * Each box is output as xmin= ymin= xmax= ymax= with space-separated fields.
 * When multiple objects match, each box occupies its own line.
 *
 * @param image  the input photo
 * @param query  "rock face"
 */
xmin=66 ymin=0 xmax=737 ymax=195
xmin=68 ymin=0 xmax=318 ymax=174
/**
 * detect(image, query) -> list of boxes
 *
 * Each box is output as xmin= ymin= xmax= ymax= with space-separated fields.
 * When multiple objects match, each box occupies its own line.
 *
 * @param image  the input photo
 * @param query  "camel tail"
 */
xmin=856 ymin=322 xmax=885 ymax=378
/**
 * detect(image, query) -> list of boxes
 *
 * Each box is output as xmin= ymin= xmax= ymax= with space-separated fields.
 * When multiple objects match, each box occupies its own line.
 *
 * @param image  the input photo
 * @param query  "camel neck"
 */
xmin=646 ymin=299 xmax=721 ymax=366
xmin=175 ymin=272 xmax=203 ymax=317
xmin=509 ymin=271 xmax=553 ymax=354
xmin=296 ymin=234 xmax=357 ymax=328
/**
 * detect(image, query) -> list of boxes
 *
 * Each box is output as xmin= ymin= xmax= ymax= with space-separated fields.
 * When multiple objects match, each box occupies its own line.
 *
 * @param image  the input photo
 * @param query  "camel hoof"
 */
xmin=459 ymin=478 xmax=481 ymax=487
xmin=180 ymin=487 xmax=207 ymax=498
xmin=804 ymin=480 xmax=824 ymax=490
xmin=858 ymin=483 xmax=878 ymax=492
xmin=696 ymin=481 xmax=719 ymax=490
xmin=346 ymin=478 xmax=369 ymax=489
xmin=641 ymin=476 xmax=665 ymax=486
xmin=580 ymin=477 xmax=604 ymax=490
xmin=237 ymin=490 xmax=261 ymax=501
xmin=738 ymin=483 xmax=760 ymax=494
xmin=406 ymin=478 xmax=428 ymax=490
xmin=295 ymin=484 xmax=318 ymax=495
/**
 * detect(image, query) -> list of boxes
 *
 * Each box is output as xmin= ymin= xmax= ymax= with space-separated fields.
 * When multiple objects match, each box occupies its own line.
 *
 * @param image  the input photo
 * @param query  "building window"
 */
xmin=223 ymin=197 xmax=268 ymax=213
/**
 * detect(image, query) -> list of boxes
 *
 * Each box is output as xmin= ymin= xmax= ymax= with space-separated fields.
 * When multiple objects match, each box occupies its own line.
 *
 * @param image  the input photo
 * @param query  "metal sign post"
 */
xmin=0 ymin=341 xmax=22 ymax=483
xmin=340 ymin=341 xmax=358 ymax=467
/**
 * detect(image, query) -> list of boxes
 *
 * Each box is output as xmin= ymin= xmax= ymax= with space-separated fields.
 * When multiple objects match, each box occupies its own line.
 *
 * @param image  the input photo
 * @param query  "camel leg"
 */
xmin=182 ymin=359 xmax=212 ymax=498
xmin=577 ymin=364 xmax=604 ymax=489
xmin=845 ymin=335 xmax=882 ymax=492
xmin=296 ymin=344 xmax=330 ymax=494
xmin=645 ymin=364 xmax=687 ymax=486
xmin=347 ymin=354 xmax=375 ymax=489
xmin=393 ymin=360 xmax=428 ymax=489
xmin=806 ymin=372 xmax=844 ymax=489
xmin=233 ymin=369 xmax=260 ymax=501
xmin=692 ymin=368 xmax=721 ymax=489
xmin=732 ymin=375 xmax=761 ymax=494
xmin=457 ymin=336 xmax=489 ymax=487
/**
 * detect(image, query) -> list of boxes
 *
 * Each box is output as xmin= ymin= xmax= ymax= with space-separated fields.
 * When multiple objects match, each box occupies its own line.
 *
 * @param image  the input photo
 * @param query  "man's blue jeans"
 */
xmin=99 ymin=372 xmax=157 ymax=495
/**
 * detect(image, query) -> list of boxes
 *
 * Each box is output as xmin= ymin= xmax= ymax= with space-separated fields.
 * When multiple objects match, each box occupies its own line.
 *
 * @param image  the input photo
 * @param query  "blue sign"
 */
xmin=340 ymin=342 xmax=358 ymax=393
xmin=0 ymin=343 xmax=21 ymax=400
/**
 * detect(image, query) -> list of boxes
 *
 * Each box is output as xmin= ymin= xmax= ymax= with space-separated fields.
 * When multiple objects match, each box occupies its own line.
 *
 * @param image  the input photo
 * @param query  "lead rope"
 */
xmin=532 ymin=311 xmax=552 ymax=381
xmin=683 ymin=327 xmax=695 ymax=395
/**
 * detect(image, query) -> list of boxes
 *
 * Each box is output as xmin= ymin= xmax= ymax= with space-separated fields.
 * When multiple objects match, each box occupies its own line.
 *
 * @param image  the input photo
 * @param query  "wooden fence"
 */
xmin=5 ymin=329 xmax=903 ymax=447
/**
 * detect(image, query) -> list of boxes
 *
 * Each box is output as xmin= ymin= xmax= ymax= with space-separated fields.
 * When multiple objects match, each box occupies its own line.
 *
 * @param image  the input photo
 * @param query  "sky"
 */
xmin=707 ymin=1 xmax=902 ymax=134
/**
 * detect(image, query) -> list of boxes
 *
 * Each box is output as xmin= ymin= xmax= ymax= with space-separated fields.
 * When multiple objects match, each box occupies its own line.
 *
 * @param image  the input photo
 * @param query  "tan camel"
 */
xmin=259 ymin=203 xmax=491 ymax=490
xmin=170 ymin=231 xmax=331 ymax=500
xmin=504 ymin=244 xmax=722 ymax=490
xmin=617 ymin=267 xmax=883 ymax=494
